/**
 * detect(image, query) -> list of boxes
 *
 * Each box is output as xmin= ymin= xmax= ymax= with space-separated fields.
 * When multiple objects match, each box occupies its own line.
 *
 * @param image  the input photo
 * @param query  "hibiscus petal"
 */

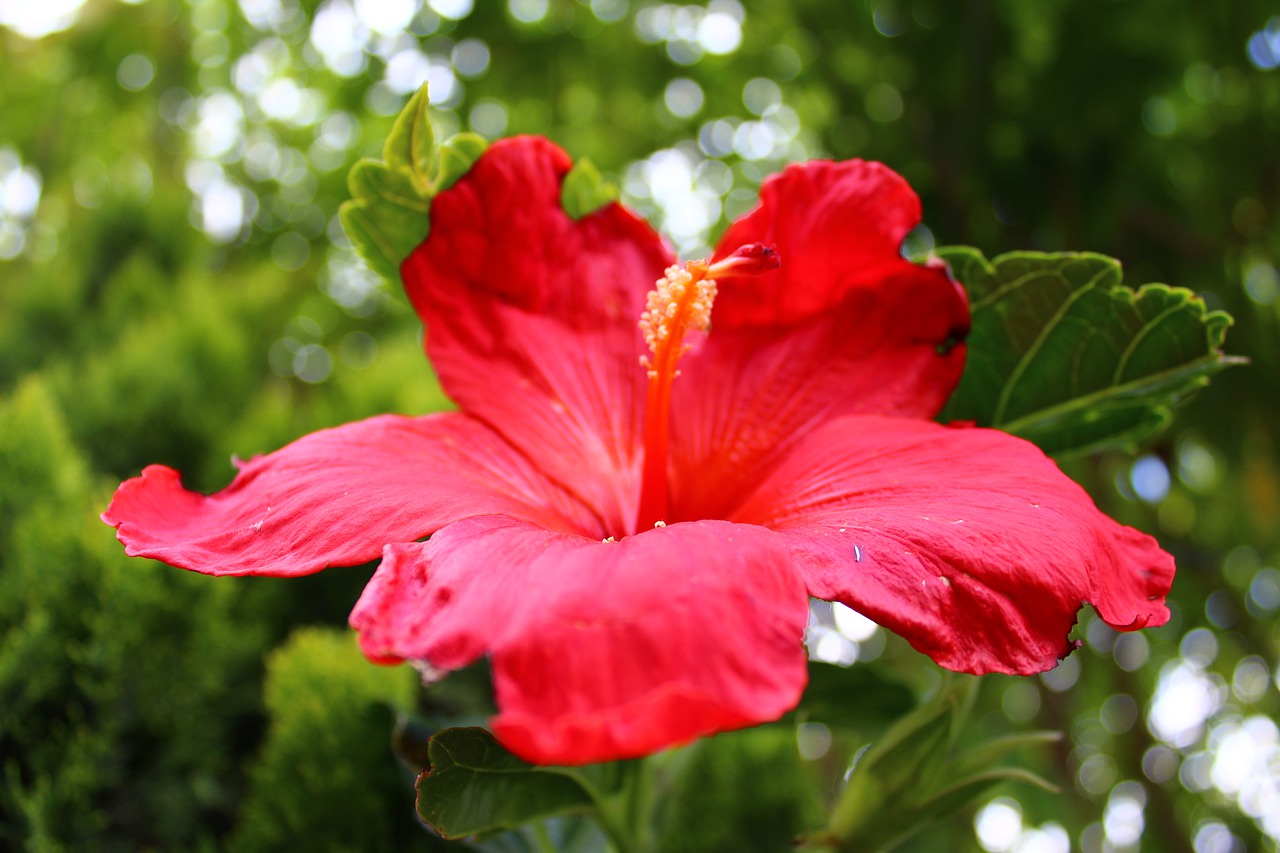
xmin=729 ymin=416 xmax=1173 ymax=675
xmin=402 ymin=137 xmax=675 ymax=535
xmin=710 ymin=158 xmax=962 ymax=329
xmin=668 ymin=161 xmax=969 ymax=519
xmin=350 ymin=516 xmax=810 ymax=765
xmin=102 ymin=413 xmax=602 ymax=577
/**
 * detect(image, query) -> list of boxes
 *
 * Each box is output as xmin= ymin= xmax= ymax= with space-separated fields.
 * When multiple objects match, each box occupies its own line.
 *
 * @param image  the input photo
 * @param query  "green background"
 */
xmin=1 ymin=0 xmax=1278 ymax=850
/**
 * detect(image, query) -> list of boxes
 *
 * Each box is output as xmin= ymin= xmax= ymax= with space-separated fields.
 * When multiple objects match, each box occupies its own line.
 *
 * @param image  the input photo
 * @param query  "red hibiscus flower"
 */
xmin=102 ymin=136 xmax=1173 ymax=766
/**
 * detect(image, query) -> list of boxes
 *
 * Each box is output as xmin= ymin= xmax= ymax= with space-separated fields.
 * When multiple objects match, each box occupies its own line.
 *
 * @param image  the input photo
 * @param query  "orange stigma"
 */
xmin=635 ymin=243 xmax=779 ymax=531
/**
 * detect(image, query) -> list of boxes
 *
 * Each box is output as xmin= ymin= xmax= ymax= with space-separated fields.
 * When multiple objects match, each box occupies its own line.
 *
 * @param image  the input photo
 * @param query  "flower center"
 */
xmin=635 ymin=243 xmax=779 ymax=531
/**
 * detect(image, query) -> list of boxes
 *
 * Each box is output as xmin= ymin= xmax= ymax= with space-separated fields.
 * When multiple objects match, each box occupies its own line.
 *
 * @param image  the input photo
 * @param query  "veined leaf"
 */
xmin=938 ymin=247 xmax=1240 ymax=456
xmin=415 ymin=728 xmax=594 ymax=840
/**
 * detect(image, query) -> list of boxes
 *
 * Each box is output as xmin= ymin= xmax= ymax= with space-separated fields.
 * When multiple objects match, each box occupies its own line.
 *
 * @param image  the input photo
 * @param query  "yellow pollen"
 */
xmin=639 ymin=263 xmax=718 ymax=363
xmin=634 ymin=244 xmax=779 ymax=533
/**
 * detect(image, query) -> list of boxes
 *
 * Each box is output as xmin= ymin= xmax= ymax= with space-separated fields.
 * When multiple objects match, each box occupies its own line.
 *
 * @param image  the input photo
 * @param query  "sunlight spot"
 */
xmin=1250 ymin=568 xmax=1280 ymax=612
xmin=974 ymin=798 xmax=1021 ymax=852
xmin=1181 ymin=627 xmax=1218 ymax=666
xmin=199 ymin=177 xmax=250 ymax=243
xmin=1244 ymin=262 xmax=1279 ymax=305
xmin=117 ymin=53 xmax=155 ymax=91
xmin=1040 ymin=654 xmax=1080 ymax=692
xmin=1 ymin=161 xmax=42 ymax=220
xmin=796 ymin=722 xmax=832 ymax=760
xmin=193 ymin=91 xmax=245 ymax=159
xmin=808 ymin=626 xmax=856 ymax=666
xmin=698 ymin=10 xmax=741 ymax=54
xmin=428 ymin=0 xmax=472 ymax=19
xmin=1193 ymin=820 xmax=1240 ymax=853
xmin=452 ymin=38 xmax=490 ymax=77
xmin=664 ymin=78 xmax=704 ymax=118
xmin=832 ymin=602 xmax=878 ymax=642
xmin=385 ymin=49 xmax=431 ymax=94
xmin=1113 ymin=632 xmax=1149 ymax=672
xmin=1247 ymin=17 xmax=1280 ymax=70
xmin=1130 ymin=455 xmax=1171 ymax=504
xmin=469 ymin=100 xmax=508 ymax=138
xmin=1142 ymin=745 xmax=1178 ymax=784
xmin=311 ymin=0 xmax=370 ymax=76
xmin=1142 ymin=96 xmax=1178 ymax=136
xmin=590 ymin=0 xmax=628 ymax=22
xmin=355 ymin=0 xmax=417 ymax=35
xmin=259 ymin=77 xmax=303 ymax=121
xmin=1148 ymin=659 xmax=1225 ymax=748
xmin=508 ymin=0 xmax=548 ymax=24
xmin=865 ymin=83 xmax=903 ymax=123
xmin=1103 ymin=784 xmax=1145 ymax=847
xmin=293 ymin=344 xmax=332 ymax=383
xmin=0 ymin=0 xmax=86 ymax=38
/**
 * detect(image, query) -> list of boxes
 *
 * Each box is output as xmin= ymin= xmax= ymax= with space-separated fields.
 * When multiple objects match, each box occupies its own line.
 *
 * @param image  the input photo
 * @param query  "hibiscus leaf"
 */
xmin=794 ymin=662 xmax=915 ymax=731
xmin=415 ymin=727 xmax=594 ymax=840
xmin=382 ymin=83 xmax=434 ymax=195
xmin=827 ymin=679 xmax=978 ymax=850
xmin=561 ymin=157 xmax=618 ymax=220
xmin=652 ymin=727 xmax=822 ymax=853
xmin=944 ymin=730 xmax=1062 ymax=782
xmin=937 ymin=246 xmax=1240 ymax=456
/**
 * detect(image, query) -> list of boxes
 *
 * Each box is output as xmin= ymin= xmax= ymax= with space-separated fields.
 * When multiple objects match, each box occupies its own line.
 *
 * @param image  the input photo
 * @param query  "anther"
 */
xmin=634 ymin=243 xmax=779 ymax=532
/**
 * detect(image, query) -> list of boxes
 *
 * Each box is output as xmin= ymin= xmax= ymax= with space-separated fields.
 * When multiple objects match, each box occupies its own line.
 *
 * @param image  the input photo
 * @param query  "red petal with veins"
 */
xmin=730 ymin=415 xmax=1173 ymax=675
xmin=670 ymin=161 xmax=969 ymax=520
xmin=102 ymin=413 xmax=601 ymax=576
xmin=401 ymin=137 xmax=674 ymax=536
xmin=350 ymin=516 xmax=809 ymax=765
xmin=711 ymin=159 xmax=962 ymax=328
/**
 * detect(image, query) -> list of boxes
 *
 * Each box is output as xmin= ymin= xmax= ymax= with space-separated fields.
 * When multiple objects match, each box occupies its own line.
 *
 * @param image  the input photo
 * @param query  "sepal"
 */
xmin=339 ymin=85 xmax=490 ymax=284
xmin=561 ymin=157 xmax=619 ymax=220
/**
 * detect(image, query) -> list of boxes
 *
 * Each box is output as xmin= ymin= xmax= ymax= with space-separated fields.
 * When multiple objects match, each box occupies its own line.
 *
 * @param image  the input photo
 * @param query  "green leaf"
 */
xmin=937 ymin=247 xmax=1240 ymax=456
xmin=653 ymin=727 xmax=822 ymax=853
xmin=795 ymin=663 xmax=915 ymax=731
xmin=561 ymin=157 xmax=618 ymax=220
xmin=382 ymin=83 xmax=434 ymax=194
xmin=944 ymin=730 xmax=1062 ymax=782
xmin=415 ymin=728 xmax=594 ymax=840
xmin=826 ymin=679 xmax=1062 ymax=852
xmin=434 ymin=132 xmax=489 ymax=193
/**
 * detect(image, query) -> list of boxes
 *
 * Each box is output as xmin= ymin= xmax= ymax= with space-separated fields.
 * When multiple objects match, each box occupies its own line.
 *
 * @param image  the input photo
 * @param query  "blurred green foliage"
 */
xmin=1 ymin=0 xmax=1278 ymax=851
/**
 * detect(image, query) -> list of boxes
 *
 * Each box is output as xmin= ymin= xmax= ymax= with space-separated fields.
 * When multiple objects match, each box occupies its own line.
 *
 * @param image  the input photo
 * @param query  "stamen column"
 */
xmin=634 ymin=244 xmax=780 ymax=532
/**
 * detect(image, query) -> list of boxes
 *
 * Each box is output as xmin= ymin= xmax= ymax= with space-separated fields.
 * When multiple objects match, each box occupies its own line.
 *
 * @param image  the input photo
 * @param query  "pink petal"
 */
xmin=402 ymin=137 xmax=675 ymax=535
xmin=102 ymin=413 xmax=601 ymax=577
xmin=729 ymin=416 xmax=1173 ymax=675
xmin=350 ymin=516 xmax=810 ymax=765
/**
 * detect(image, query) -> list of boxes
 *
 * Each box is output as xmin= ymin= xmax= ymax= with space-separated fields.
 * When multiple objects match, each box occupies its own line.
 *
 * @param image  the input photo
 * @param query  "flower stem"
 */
xmin=572 ymin=760 xmax=651 ymax=853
